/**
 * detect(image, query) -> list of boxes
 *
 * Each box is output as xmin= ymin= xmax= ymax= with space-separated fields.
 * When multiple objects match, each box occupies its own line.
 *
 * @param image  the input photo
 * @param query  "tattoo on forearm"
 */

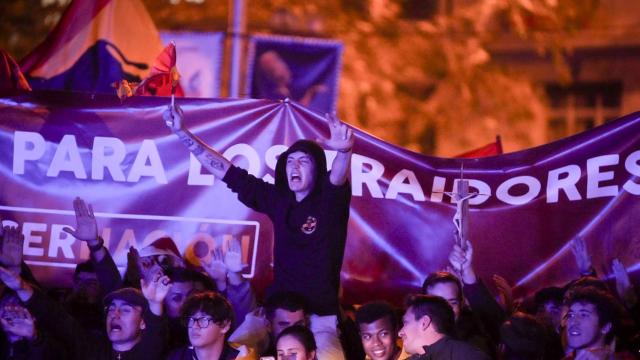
xmin=206 ymin=154 xmax=224 ymax=170
xmin=192 ymin=145 xmax=205 ymax=155
xmin=181 ymin=137 xmax=195 ymax=148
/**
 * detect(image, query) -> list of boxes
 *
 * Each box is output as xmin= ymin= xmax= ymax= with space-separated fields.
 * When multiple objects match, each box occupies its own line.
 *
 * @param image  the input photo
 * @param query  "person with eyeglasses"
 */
xmin=167 ymin=291 xmax=239 ymax=360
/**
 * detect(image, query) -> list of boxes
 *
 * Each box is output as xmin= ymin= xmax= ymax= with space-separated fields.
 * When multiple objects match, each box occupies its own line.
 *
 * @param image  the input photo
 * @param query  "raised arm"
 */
xmin=163 ymin=104 xmax=231 ymax=179
xmin=570 ymin=235 xmax=596 ymax=277
xmin=62 ymin=197 xmax=105 ymax=261
xmin=63 ymin=197 xmax=122 ymax=293
xmin=317 ymin=113 xmax=354 ymax=186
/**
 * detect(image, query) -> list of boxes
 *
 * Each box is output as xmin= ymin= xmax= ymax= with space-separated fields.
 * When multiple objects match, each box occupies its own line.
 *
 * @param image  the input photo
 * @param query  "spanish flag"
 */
xmin=20 ymin=0 xmax=163 ymax=93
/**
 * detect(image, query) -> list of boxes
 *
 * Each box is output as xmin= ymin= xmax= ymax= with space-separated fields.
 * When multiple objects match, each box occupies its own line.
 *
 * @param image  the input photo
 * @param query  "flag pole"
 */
xmin=228 ymin=0 xmax=246 ymax=98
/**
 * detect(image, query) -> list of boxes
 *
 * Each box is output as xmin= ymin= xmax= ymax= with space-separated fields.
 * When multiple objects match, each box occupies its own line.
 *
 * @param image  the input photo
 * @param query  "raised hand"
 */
xmin=137 ymin=254 xmax=164 ymax=284
xmin=316 ymin=113 xmax=354 ymax=152
xmin=63 ymin=197 xmax=98 ymax=244
xmin=0 ymin=305 xmax=36 ymax=340
xmin=225 ymin=239 xmax=245 ymax=274
xmin=205 ymin=247 xmax=228 ymax=283
xmin=612 ymin=258 xmax=637 ymax=308
xmin=449 ymin=241 xmax=476 ymax=284
xmin=141 ymin=273 xmax=172 ymax=315
xmin=493 ymin=274 xmax=514 ymax=312
xmin=571 ymin=235 xmax=592 ymax=275
xmin=162 ymin=104 xmax=184 ymax=133
xmin=0 ymin=226 xmax=24 ymax=268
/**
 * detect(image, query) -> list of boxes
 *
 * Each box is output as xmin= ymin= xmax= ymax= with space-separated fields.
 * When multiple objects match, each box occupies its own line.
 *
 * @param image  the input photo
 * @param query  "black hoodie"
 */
xmin=223 ymin=140 xmax=350 ymax=315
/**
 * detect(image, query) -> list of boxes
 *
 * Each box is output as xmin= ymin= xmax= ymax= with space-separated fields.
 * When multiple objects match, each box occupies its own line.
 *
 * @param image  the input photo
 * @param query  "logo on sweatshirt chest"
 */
xmin=301 ymin=216 xmax=318 ymax=234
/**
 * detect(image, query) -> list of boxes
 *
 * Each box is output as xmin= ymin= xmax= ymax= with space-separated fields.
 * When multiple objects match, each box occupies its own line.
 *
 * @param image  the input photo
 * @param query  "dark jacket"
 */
xmin=407 ymin=336 xmax=490 ymax=360
xmin=166 ymin=345 xmax=239 ymax=360
xmin=0 ymin=332 xmax=67 ymax=360
xmin=457 ymin=280 xmax=507 ymax=357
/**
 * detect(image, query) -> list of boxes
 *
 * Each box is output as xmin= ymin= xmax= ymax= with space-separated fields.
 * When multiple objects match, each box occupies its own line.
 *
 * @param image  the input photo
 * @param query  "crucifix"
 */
xmin=443 ymin=163 xmax=478 ymax=253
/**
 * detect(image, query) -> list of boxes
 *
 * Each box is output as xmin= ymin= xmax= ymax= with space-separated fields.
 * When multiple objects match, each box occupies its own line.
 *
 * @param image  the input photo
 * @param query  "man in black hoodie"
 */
xmin=163 ymin=103 xmax=353 ymax=317
xmin=164 ymin=104 xmax=354 ymax=359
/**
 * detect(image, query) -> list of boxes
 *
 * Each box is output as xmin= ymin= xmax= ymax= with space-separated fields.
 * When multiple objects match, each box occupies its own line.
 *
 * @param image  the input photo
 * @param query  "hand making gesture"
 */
xmin=570 ymin=235 xmax=593 ymax=276
xmin=0 ymin=225 xmax=24 ymax=269
xmin=317 ymin=113 xmax=354 ymax=153
xmin=0 ymin=305 xmax=36 ymax=340
xmin=141 ymin=272 xmax=172 ymax=316
xmin=63 ymin=197 xmax=99 ymax=244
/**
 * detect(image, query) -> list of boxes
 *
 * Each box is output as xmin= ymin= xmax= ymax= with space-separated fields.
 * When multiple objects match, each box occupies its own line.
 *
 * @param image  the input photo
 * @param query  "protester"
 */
xmin=398 ymin=294 xmax=489 ymax=359
xmin=167 ymin=291 xmax=238 ymax=360
xmin=422 ymin=241 xmax=505 ymax=355
xmin=561 ymin=286 xmax=635 ymax=360
xmin=276 ymin=324 xmax=317 ymax=360
xmin=355 ymin=301 xmax=400 ymax=360
xmin=164 ymin=103 xmax=354 ymax=359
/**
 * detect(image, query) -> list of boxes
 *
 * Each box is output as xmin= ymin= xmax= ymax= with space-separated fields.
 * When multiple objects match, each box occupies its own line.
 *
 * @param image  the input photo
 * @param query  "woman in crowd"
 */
xmin=276 ymin=325 xmax=317 ymax=360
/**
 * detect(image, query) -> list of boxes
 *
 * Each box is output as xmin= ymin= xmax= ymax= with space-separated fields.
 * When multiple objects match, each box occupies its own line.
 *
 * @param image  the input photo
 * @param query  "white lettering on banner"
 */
xmin=188 ymin=153 xmax=214 ymax=186
xmin=46 ymin=135 xmax=87 ymax=179
xmin=224 ymin=144 xmax=261 ymax=176
xmin=0 ymin=205 xmax=261 ymax=278
xmin=263 ymin=144 xmax=287 ymax=184
xmin=23 ymin=222 xmax=47 ymax=257
xmin=547 ymin=164 xmax=582 ymax=203
xmin=496 ymin=176 xmax=542 ymax=205
xmin=48 ymin=224 xmax=75 ymax=259
xmin=126 ymin=139 xmax=167 ymax=184
xmin=351 ymin=154 xmax=385 ymax=198
xmin=587 ymin=155 xmax=619 ymax=198
xmin=430 ymin=176 xmax=446 ymax=203
xmin=92 ymin=137 xmax=127 ymax=181
xmin=10 ymin=131 xmax=640 ymax=206
xmin=13 ymin=131 xmax=45 ymax=175
xmin=623 ymin=150 xmax=640 ymax=195
xmin=386 ymin=169 xmax=426 ymax=201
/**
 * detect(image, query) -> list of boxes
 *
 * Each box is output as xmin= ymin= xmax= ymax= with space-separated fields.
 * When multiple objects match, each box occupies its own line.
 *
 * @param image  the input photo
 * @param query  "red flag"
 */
xmin=133 ymin=42 xmax=183 ymax=97
xmin=0 ymin=49 xmax=31 ymax=96
xmin=455 ymin=135 xmax=503 ymax=158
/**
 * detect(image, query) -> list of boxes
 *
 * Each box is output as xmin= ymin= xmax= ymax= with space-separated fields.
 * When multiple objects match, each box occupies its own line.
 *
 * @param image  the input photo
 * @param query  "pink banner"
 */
xmin=1 ymin=91 xmax=639 ymax=304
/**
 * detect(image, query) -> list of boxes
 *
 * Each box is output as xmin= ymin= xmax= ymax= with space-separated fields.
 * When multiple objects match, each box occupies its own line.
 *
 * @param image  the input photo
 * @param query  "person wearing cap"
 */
xmin=164 ymin=103 xmax=354 ymax=359
xmin=0 ymin=262 xmax=172 ymax=360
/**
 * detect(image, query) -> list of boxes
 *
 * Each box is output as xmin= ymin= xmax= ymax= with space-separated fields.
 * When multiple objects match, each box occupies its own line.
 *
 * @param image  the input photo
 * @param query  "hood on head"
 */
xmin=275 ymin=140 xmax=327 ymax=195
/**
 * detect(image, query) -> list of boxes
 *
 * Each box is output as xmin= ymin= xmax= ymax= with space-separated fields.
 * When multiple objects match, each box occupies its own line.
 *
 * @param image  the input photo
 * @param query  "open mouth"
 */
xmin=290 ymin=174 xmax=301 ymax=181
xmin=110 ymin=323 xmax=123 ymax=332
xmin=568 ymin=328 xmax=581 ymax=336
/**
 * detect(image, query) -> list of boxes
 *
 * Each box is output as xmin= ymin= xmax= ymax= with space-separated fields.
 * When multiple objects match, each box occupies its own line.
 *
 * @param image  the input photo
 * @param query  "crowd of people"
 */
xmin=0 ymin=104 xmax=639 ymax=359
